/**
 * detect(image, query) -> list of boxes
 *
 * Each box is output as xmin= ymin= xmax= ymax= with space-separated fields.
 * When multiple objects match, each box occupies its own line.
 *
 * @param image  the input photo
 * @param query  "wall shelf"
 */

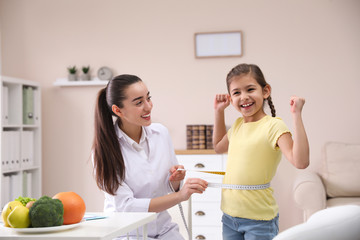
xmin=54 ymin=78 xmax=108 ymax=87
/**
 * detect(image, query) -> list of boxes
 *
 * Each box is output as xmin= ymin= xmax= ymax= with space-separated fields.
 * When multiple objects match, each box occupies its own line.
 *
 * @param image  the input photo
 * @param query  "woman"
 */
xmin=92 ymin=74 xmax=207 ymax=239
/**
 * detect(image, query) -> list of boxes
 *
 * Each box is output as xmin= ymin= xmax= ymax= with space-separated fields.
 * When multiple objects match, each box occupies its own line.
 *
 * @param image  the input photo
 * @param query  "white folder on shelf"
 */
xmin=27 ymin=172 xmax=32 ymax=197
xmin=22 ymin=171 xmax=27 ymax=196
xmin=2 ymin=86 xmax=9 ymax=125
xmin=3 ymin=175 xmax=11 ymax=205
xmin=11 ymin=173 xmax=21 ymax=200
xmin=22 ymin=171 xmax=32 ymax=197
xmin=21 ymin=131 xmax=34 ymax=168
xmin=9 ymin=131 xmax=14 ymax=171
xmin=33 ymin=88 xmax=40 ymax=125
xmin=11 ymin=131 xmax=21 ymax=170
xmin=23 ymin=86 xmax=34 ymax=125
xmin=8 ymin=131 xmax=14 ymax=171
xmin=2 ymin=131 xmax=10 ymax=171
xmin=21 ymin=132 xmax=27 ymax=168
xmin=9 ymin=174 xmax=13 ymax=201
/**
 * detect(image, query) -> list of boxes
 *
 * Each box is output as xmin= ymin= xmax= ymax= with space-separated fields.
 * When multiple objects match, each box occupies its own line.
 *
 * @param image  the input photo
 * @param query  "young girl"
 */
xmin=92 ymin=74 xmax=207 ymax=240
xmin=213 ymin=63 xmax=309 ymax=240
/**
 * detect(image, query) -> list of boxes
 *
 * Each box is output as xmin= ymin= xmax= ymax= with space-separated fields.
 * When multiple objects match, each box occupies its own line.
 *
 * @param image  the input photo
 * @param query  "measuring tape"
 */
xmin=177 ymin=168 xmax=225 ymax=175
xmin=172 ymin=169 xmax=270 ymax=238
xmin=177 ymin=168 xmax=270 ymax=190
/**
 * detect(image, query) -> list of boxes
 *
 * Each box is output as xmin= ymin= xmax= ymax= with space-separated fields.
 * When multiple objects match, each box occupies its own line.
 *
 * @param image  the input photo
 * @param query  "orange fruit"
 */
xmin=53 ymin=191 xmax=86 ymax=225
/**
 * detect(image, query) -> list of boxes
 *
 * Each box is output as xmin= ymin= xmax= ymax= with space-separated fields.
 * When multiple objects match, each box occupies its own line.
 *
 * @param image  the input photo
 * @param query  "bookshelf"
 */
xmin=0 ymin=76 xmax=41 ymax=209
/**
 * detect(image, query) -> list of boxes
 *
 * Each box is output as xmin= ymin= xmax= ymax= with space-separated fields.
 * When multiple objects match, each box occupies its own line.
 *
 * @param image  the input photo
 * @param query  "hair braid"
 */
xmin=267 ymin=96 xmax=276 ymax=117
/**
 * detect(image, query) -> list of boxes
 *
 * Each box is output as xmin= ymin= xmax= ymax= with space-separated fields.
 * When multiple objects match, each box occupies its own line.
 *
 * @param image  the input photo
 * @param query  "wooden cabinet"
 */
xmin=176 ymin=150 xmax=227 ymax=240
xmin=1 ymin=76 xmax=41 ymax=208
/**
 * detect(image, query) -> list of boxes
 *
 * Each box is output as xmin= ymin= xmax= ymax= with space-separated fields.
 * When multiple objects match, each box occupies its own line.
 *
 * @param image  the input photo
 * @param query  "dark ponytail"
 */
xmin=92 ymin=74 xmax=142 ymax=195
xmin=226 ymin=63 xmax=276 ymax=117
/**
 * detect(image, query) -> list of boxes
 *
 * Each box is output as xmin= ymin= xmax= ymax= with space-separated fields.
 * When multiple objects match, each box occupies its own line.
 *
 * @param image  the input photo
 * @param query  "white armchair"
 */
xmin=293 ymin=142 xmax=360 ymax=221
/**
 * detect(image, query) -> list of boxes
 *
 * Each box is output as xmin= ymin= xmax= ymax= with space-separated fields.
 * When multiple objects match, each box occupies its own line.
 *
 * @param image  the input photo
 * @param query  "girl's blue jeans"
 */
xmin=222 ymin=213 xmax=279 ymax=240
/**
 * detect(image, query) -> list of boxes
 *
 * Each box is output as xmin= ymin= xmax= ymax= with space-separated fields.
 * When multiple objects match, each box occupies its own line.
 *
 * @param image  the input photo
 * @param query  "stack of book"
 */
xmin=186 ymin=125 xmax=214 ymax=150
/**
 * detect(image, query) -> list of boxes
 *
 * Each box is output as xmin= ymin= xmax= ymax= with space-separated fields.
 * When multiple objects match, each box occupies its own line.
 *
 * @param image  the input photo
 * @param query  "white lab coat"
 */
xmin=104 ymin=122 xmax=184 ymax=240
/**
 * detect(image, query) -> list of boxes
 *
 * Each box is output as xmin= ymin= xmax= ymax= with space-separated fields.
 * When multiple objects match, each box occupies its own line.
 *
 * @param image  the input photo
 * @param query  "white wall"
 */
xmin=1 ymin=0 xmax=359 ymax=232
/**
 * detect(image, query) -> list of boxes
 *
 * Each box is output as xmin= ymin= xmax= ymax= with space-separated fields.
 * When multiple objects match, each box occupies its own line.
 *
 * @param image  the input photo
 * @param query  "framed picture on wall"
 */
xmin=194 ymin=31 xmax=242 ymax=58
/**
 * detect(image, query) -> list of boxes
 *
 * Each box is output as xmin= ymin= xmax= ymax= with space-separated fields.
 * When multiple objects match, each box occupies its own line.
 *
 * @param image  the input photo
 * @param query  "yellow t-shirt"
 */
xmin=221 ymin=115 xmax=290 ymax=220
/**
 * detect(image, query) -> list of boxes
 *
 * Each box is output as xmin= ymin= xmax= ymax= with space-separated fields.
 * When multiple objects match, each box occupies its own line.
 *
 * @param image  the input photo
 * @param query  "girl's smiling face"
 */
xmin=229 ymin=74 xmax=271 ymax=122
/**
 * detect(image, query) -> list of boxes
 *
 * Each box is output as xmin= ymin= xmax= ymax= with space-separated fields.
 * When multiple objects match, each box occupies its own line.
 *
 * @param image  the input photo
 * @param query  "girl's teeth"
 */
xmin=242 ymin=103 xmax=252 ymax=107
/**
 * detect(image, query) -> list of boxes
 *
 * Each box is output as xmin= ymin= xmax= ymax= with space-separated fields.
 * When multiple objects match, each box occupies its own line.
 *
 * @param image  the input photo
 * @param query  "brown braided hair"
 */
xmin=226 ymin=63 xmax=276 ymax=117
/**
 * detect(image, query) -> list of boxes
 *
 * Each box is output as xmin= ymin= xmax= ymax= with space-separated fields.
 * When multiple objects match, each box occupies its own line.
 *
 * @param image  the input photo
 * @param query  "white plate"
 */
xmin=1 ymin=221 xmax=83 ymax=233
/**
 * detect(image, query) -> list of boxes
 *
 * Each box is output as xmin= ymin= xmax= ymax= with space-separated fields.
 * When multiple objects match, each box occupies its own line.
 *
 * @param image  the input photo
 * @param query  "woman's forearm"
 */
xmin=148 ymin=191 xmax=181 ymax=212
xmin=149 ymin=177 xmax=208 ymax=213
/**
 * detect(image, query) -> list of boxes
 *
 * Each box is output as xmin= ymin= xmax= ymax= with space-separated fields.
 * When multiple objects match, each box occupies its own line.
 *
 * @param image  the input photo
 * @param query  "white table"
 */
xmin=0 ymin=212 xmax=157 ymax=240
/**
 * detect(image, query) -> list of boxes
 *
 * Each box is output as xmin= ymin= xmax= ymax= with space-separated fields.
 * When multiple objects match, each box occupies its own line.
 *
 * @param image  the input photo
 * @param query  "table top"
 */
xmin=0 ymin=212 xmax=157 ymax=240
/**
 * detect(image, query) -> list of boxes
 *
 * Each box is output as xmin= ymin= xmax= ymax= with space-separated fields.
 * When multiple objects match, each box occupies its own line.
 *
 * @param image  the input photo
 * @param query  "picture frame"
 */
xmin=194 ymin=31 xmax=243 ymax=58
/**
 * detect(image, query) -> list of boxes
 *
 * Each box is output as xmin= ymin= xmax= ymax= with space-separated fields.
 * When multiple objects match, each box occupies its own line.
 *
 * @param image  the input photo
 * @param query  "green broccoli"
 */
xmin=29 ymin=195 xmax=64 ymax=227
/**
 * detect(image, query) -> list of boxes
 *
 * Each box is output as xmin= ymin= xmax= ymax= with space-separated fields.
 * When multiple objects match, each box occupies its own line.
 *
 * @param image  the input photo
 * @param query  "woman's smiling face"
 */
xmin=229 ymin=74 xmax=270 ymax=122
xmin=116 ymin=81 xmax=153 ymax=127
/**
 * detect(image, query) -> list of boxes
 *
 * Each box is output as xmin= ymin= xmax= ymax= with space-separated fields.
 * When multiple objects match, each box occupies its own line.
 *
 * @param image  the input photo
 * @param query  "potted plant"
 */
xmin=67 ymin=65 xmax=77 ymax=81
xmin=80 ymin=65 xmax=91 ymax=81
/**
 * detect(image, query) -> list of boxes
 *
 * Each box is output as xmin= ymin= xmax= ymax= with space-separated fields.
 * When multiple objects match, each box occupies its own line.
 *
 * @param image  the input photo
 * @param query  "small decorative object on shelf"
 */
xmin=80 ymin=65 xmax=91 ymax=81
xmin=97 ymin=66 xmax=113 ymax=80
xmin=67 ymin=65 xmax=77 ymax=81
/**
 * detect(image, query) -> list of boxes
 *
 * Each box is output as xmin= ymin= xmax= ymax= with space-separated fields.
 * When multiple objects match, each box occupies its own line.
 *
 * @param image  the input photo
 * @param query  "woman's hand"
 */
xmin=178 ymin=178 xmax=208 ymax=201
xmin=149 ymin=177 xmax=208 ymax=212
xmin=214 ymin=94 xmax=230 ymax=112
xmin=169 ymin=165 xmax=185 ymax=181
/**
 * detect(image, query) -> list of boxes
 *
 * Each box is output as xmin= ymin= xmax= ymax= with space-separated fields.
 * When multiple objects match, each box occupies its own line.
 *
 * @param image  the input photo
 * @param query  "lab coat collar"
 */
xmin=114 ymin=119 xmax=160 ymax=144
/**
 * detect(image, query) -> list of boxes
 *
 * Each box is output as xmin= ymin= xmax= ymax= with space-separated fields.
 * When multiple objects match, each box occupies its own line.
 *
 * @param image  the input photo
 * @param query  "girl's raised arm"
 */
xmin=213 ymin=94 xmax=230 ymax=153
xmin=278 ymin=96 xmax=309 ymax=169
